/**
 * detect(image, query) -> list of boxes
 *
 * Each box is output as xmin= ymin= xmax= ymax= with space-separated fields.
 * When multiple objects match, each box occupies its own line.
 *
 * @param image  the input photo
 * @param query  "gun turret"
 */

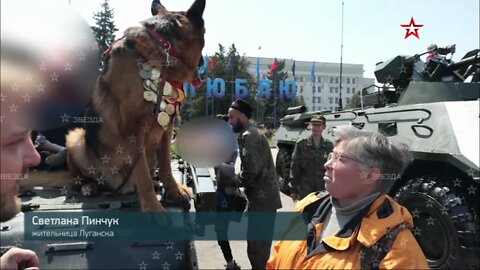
xmin=374 ymin=55 xmax=414 ymax=84
xmin=285 ymin=105 xmax=306 ymax=115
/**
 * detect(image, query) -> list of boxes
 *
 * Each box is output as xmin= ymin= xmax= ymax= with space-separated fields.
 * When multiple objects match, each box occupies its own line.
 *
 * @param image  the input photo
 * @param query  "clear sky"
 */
xmin=5 ymin=0 xmax=480 ymax=79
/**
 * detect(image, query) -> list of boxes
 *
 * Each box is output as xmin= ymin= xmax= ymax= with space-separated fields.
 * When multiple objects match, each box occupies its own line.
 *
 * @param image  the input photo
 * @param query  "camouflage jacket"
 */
xmin=290 ymin=136 xmax=333 ymax=199
xmin=238 ymin=124 xmax=282 ymax=211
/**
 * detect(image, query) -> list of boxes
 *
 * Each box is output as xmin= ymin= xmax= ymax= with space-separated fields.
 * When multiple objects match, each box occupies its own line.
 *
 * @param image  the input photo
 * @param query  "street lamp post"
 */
xmin=338 ymin=0 xmax=345 ymax=111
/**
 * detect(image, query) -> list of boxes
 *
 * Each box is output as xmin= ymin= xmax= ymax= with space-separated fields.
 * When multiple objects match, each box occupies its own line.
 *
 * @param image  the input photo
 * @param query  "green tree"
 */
xmin=345 ymin=92 xmax=362 ymax=109
xmin=182 ymin=44 xmax=257 ymax=122
xmin=265 ymin=59 xmax=300 ymax=128
xmin=91 ymin=0 xmax=118 ymax=66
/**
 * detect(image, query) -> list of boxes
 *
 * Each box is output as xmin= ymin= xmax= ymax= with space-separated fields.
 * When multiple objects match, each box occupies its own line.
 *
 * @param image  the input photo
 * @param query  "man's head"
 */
xmin=323 ymin=126 xmax=410 ymax=201
xmin=228 ymin=99 xmax=252 ymax=133
xmin=309 ymin=114 xmax=326 ymax=138
xmin=427 ymin=43 xmax=438 ymax=53
xmin=1 ymin=60 xmax=41 ymax=222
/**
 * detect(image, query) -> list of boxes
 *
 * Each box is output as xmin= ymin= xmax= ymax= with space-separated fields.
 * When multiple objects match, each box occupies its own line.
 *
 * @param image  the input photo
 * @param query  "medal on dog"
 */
xmin=142 ymin=63 xmax=153 ymax=71
xmin=143 ymin=80 xmax=157 ymax=92
xmin=151 ymin=68 xmax=161 ymax=80
xmin=163 ymin=82 xmax=173 ymax=96
xmin=176 ymin=89 xmax=186 ymax=103
xmin=143 ymin=90 xmax=157 ymax=103
xmin=175 ymin=104 xmax=181 ymax=123
xmin=139 ymin=70 xmax=152 ymax=80
xmin=165 ymin=104 xmax=175 ymax=115
xmin=157 ymin=111 xmax=170 ymax=127
xmin=167 ymin=88 xmax=179 ymax=100
xmin=160 ymin=100 xmax=167 ymax=111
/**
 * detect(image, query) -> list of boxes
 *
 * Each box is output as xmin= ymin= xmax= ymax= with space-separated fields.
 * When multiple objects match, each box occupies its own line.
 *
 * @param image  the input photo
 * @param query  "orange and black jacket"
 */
xmin=267 ymin=192 xmax=429 ymax=269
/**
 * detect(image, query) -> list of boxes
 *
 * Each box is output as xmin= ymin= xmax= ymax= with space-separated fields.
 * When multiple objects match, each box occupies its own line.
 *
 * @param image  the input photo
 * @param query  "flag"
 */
xmin=256 ymin=58 xmax=260 ymax=78
xmin=269 ymin=58 xmax=278 ymax=76
xmin=209 ymin=56 xmax=215 ymax=72
xmin=291 ymin=60 xmax=296 ymax=78
xmin=311 ymin=61 xmax=316 ymax=82
xmin=198 ymin=54 xmax=209 ymax=74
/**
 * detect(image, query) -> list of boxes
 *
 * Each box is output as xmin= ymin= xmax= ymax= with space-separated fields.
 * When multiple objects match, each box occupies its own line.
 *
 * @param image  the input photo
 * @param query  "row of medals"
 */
xmin=139 ymin=63 xmax=185 ymax=129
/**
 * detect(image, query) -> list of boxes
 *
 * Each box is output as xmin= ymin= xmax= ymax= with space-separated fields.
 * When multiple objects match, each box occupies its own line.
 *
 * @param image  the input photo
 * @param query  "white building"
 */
xmin=245 ymin=57 xmax=375 ymax=112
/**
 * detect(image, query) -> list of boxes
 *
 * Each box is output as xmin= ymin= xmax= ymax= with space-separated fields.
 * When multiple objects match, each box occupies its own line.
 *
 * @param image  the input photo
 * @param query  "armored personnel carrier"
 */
xmin=274 ymin=45 xmax=479 ymax=269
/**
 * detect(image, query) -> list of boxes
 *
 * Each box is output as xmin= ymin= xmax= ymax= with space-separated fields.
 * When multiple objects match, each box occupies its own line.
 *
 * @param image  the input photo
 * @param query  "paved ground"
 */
xmin=194 ymin=148 xmax=297 ymax=270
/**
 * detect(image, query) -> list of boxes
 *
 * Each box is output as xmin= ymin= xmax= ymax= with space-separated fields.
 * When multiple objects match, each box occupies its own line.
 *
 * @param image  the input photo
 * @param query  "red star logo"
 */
xmin=400 ymin=17 xmax=424 ymax=39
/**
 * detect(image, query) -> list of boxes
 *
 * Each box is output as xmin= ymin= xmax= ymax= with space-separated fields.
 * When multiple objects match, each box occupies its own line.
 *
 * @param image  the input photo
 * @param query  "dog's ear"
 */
xmin=151 ymin=0 xmax=168 ymax=16
xmin=186 ymin=0 xmax=205 ymax=26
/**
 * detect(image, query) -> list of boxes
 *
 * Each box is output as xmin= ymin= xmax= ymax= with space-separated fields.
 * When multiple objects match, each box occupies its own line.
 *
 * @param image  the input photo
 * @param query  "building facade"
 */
xmin=245 ymin=57 xmax=374 ymax=112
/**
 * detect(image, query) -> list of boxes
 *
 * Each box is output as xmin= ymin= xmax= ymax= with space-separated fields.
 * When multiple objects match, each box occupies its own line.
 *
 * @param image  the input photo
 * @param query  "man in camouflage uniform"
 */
xmin=228 ymin=99 xmax=282 ymax=270
xmin=290 ymin=114 xmax=333 ymax=202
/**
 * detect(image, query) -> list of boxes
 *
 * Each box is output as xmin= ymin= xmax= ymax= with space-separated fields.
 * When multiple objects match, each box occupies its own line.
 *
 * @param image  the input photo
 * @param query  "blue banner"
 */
xmin=24 ymin=211 xmax=308 ymax=241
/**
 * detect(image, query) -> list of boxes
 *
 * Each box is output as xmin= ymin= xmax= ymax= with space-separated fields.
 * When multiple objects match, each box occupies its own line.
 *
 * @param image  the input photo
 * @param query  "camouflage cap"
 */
xmin=310 ymin=114 xmax=326 ymax=123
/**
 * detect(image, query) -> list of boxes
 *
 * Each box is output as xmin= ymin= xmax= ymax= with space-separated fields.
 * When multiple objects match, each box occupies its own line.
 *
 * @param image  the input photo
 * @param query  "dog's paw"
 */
xmin=142 ymin=201 xmax=167 ymax=212
xmin=165 ymin=183 xmax=191 ymax=208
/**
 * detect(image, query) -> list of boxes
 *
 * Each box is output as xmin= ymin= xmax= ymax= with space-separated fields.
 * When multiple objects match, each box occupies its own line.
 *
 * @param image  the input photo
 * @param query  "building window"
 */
xmin=330 ymin=106 xmax=334 ymax=111
xmin=299 ymin=85 xmax=303 ymax=93
xmin=335 ymin=77 xmax=339 ymax=83
xmin=352 ymin=87 xmax=356 ymax=94
xmin=312 ymin=86 xmax=315 ymax=93
xmin=330 ymin=87 xmax=333 ymax=93
xmin=330 ymin=77 xmax=334 ymax=83
xmin=346 ymin=98 xmax=351 ymax=104
xmin=335 ymin=97 xmax=339 ymax=103
xmin=352 ymin=78 xmax=356 ymax=84
xmin=335 ymin=87 xmax=339 ymax=94
xmin=347 ymin=78 xmax=351 ymax=84
xmin=300 ymin=76 xmax=304 ymax=82
xmin=317 ymin=76 xmax=321 ymax=83
xmin=347 ymin=87 xmax=350 ymax=94
xmin=317 ymin=86 xmax=321 ymax=92
xmin=329 ymin=97 xmax=333 ymax=104
xmin=312 ymin=97 xmax=316 ymax=103
xmin=318 ymin=97 xmax=321 ymax=103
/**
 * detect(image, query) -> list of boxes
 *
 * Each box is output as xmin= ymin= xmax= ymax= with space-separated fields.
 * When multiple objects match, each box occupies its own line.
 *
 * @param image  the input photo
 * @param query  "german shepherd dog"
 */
xmin=62 ymin=0 xmax=206 ymax=211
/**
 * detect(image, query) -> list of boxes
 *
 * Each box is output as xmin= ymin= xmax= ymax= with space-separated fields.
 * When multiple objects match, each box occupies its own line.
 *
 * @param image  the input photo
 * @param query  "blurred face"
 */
xmin=1 ymin=112 xmax=41 ymax=222
xmin=228 ymin=108 xmax=247 ymax=133
xmin=311 ymin=122 xmax=326 ymax=137
xmin=323 ymin=140 xmax=376 ymax=202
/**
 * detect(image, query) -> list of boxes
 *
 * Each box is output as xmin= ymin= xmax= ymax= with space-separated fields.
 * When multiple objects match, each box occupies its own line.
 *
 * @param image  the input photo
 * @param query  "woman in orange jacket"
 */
xmin=267 ymin=126 xmax=429 ymax=269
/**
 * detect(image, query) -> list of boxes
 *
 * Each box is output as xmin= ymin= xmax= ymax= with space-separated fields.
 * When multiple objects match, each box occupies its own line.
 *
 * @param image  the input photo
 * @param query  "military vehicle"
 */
xmin=0 ymin=158 xmax=216 ymax=269
xmin=274 ymin=45 xmax=479 ymax=269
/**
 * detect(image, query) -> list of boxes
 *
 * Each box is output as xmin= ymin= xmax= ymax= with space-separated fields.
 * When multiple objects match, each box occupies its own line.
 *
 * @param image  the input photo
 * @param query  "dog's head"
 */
xmin=127 ymin=0 xmax=206 ymax=86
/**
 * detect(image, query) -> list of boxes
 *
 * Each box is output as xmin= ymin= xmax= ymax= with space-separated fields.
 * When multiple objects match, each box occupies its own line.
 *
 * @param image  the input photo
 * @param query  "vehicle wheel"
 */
xmin=395 ymin=176 xmax=480 ymax=269
xmin=275 ymin=147 xmax=292 ymax=196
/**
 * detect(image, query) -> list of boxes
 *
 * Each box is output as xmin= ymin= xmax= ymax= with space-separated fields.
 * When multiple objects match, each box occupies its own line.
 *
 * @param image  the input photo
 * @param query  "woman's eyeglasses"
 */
xmin=327 ymin=151 xmax=366 ymax=165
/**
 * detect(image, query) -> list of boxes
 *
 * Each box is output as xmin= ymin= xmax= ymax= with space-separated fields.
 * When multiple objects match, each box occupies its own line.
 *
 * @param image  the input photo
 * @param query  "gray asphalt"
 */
xmin=194 ymin=148 xmax=297 ymax=270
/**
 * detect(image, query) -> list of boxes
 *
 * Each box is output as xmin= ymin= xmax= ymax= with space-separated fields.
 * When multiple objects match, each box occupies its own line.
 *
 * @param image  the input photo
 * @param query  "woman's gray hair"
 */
xmin=333 ymin=125 xmax=411 ymax=193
